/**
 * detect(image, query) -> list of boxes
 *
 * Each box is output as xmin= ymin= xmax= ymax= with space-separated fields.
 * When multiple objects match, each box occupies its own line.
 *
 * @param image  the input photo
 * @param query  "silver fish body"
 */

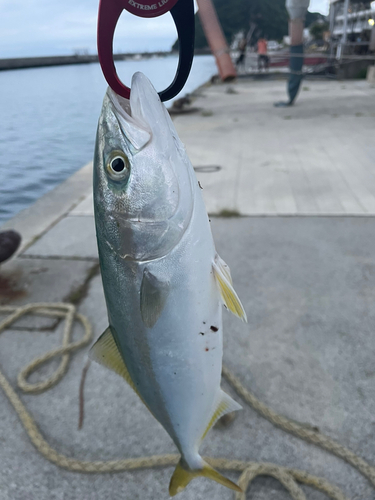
xmin=92 ymin=72 xmax=246 ymax=495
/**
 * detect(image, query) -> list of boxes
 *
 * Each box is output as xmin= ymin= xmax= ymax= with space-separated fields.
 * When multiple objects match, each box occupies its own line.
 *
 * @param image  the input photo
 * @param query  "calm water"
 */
xmin=0 ymin=55 xmax=216 ymax=224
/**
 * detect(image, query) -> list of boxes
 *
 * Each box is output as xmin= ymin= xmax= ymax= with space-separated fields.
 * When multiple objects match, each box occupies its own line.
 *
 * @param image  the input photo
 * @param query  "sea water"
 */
xmin=0 ymin=55 xmax=216 ymax=224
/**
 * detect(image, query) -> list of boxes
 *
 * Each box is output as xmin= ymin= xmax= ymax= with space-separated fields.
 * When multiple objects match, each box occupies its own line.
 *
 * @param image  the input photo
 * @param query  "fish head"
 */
xmin=94 ymin=72 xmax=194 ymax=262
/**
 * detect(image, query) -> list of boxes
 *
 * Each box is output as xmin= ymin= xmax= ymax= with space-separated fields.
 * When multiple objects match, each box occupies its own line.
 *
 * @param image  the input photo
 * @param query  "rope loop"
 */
xmin=0 ymin=304 xmax=92 ymax=393
xmin=236 ymin=464 xmax=307 ymax=500
xmin=0 ymin=303 xmax=374 ymax=499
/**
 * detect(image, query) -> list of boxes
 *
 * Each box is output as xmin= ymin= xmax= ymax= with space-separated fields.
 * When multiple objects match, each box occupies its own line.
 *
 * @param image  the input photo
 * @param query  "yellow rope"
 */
xmin=0 ymin=302 xmax=374 ymax=499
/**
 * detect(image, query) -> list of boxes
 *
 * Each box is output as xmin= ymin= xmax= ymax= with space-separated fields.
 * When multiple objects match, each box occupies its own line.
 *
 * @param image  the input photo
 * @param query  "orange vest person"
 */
xmin=257 ymin=38 xmax=269 ymax=70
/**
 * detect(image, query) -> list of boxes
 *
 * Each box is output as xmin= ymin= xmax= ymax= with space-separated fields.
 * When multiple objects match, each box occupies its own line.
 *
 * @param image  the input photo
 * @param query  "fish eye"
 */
xmin=106 ymin=151 xmax=130 ymax=182
xmin=111 ymin=157 xmax=125 ymax=172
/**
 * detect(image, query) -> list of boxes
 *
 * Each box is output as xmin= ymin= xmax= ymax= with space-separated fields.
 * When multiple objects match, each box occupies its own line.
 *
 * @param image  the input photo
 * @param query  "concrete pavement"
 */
xmin=1 ymin=77 xmax=375 ymax=500
xmin=177 ymin=78 xmax=375 ymax=216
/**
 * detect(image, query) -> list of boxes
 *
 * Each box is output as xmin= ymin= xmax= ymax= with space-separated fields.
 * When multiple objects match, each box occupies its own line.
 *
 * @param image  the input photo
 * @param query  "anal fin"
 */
xmin=89 ymin=326 xmax=140 ymax=397
xmin=213 ymin=254 xmax=247 ymax=322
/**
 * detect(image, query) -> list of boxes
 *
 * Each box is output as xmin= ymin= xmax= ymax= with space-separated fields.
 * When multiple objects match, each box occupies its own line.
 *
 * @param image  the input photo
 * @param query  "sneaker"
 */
xmin=0 ymin=230 xmax=22 ymax=264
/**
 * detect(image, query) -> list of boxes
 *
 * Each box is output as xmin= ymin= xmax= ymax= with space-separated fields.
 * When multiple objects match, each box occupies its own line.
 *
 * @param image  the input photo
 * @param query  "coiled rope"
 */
xmin=1 ymin=302 xmax=374 ymax=500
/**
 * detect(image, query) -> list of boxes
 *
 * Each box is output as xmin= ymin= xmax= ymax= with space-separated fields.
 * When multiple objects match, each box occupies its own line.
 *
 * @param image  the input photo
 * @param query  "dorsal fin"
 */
xmin=89 ymin=326 xmax=140 ymax=397
xmin=201 ymin=390 xmax=242 ymax=442
xmin=212 ymin=254 xmax=247 ymax=322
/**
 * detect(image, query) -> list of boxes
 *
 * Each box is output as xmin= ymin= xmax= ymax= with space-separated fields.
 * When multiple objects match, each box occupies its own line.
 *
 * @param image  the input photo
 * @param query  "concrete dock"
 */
xmin=1 ymin=78 xmax=375 ymax=500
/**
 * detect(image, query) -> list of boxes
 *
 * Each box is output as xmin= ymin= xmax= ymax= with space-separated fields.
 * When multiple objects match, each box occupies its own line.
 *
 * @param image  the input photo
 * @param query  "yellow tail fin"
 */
xmin=169 ymin=459 xmax=242 ymax=496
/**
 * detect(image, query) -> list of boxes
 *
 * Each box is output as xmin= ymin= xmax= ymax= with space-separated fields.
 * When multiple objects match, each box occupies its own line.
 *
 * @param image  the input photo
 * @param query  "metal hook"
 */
xmin=97 ymin=0 xmax=195 ymax=101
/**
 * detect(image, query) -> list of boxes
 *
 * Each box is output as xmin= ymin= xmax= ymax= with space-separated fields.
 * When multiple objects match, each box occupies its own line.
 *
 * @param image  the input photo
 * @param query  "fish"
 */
xmin=90 ymin=72 xmax=247 ymax=496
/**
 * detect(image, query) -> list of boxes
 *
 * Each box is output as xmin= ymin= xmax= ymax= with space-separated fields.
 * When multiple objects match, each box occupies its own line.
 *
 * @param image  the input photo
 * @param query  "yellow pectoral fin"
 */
xmin=215 ymin=254 xmax=233 ymax=284
xmin=89 ymin=326 xmax=140 ymax=397
xmin=213 ymin=255 xmax=247 ymax=322
xmin=169 ymin=460 xmax=242 ymax=496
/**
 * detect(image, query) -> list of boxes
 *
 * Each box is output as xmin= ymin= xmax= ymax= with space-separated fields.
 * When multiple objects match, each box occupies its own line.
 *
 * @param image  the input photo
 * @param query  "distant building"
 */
xmin=329 ymin=0 xmax=375 ymax=54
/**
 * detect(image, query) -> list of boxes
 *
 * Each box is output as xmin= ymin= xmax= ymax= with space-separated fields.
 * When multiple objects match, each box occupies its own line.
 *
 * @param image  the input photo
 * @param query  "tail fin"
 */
xmin=169 ymin=459 xmax=242 ymax=496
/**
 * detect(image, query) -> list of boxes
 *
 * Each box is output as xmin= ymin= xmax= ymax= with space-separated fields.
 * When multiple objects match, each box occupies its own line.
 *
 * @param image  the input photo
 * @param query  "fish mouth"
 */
xmin=106 ymin=86 xmax=151 ymax=152
xmin=107 ymin=72 xmax=172 ymax=152
xmin=107 ymin=87 xmax=131 ymax=116
xmin=107 ymin=72 xmax=157 ymax=128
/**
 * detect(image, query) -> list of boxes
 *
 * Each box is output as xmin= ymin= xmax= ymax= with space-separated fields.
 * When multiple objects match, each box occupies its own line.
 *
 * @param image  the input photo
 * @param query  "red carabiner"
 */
xmin=97 ymin=0 xmax=194 ymax=101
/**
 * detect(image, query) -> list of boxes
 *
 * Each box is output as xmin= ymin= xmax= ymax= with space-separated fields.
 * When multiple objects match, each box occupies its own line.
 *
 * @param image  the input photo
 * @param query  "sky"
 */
xmin=0 ymin=0 xmax=329 ymax=58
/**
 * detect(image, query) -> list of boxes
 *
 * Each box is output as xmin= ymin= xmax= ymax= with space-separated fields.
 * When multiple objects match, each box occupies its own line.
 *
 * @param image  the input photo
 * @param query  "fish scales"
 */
xmin=91 ymin=72 xmax=246 ymax=496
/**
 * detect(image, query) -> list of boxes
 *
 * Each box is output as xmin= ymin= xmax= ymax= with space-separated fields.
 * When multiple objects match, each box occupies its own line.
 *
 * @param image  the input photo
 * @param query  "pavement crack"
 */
xmin=63 ymin=262 xmax=100 ymax=306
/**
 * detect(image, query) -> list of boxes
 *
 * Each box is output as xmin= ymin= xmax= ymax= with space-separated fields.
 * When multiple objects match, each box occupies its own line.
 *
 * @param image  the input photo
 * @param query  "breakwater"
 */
xmin=0 ymin=52 xmax=169 ymax=71
xmin=0 ymin=49 xmax=211 ymax=71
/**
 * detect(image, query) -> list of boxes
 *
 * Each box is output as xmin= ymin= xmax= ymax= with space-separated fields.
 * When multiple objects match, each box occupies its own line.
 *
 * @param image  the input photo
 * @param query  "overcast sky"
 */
xmin=0 ymin=0 xmax=329 ymax=58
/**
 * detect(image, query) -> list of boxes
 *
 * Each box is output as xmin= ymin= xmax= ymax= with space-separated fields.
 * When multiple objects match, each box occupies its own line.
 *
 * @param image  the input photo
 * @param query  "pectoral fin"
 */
xmin=89 ymin=327 xmax=139 ymax=397
xmin=213 ymin=255 xmax=247 ymax=322
xmin=140 ymin=268 xmax=170 ymax=328
xmin=215 ymin=254 xmax=233 ymax=284
xmin=201 ymin=390 xmax=242 ymax=441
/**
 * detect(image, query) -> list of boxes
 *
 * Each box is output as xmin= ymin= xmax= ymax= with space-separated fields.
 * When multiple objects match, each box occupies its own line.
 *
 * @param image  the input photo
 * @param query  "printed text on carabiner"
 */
xmin=127 ymin=0 xmax=171 ymax=9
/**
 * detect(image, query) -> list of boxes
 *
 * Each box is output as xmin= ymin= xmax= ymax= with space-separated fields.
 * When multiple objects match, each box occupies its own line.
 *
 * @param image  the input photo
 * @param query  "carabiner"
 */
xmin=97 ymin=0 xmax=195 ymax=101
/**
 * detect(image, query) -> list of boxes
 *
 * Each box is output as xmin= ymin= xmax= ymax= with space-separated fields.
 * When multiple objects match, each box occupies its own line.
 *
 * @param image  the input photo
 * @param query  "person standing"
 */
xmin=236 ymin=36 xmax=247 ymax=69
xmin=274 ymin=0 xmax=310 ymax=107
xmin=257 ymin=36 xmax=269 ymax=71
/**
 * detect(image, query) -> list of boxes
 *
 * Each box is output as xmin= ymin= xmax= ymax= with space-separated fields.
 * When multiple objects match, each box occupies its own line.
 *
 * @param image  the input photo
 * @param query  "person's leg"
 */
xmin=236 ymin=53 xmax=244 ymax=68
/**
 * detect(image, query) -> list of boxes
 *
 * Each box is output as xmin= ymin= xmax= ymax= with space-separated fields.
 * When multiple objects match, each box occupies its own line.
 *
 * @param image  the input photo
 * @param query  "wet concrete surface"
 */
xmin=1 ymin=216 xmax=375 ymax=499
